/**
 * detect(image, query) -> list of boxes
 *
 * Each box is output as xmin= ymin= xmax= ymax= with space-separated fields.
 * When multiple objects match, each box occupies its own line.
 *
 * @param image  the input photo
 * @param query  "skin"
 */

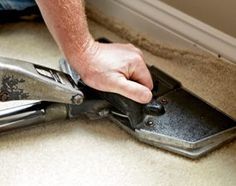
xmin=36 ymin=0 xmax=153 ymax=103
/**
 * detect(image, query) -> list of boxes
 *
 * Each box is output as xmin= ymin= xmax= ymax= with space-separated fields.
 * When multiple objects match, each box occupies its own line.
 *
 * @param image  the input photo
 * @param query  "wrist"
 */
xmin=64 ymin=34 xmax=98 ymax=74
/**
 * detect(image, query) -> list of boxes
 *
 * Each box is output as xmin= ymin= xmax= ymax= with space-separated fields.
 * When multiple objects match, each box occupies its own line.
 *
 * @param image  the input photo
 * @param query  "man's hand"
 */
xmin=74 ymin=41 xmax=153 ymax=104
xmin=36 ymin=0 xmax=153 ymax=103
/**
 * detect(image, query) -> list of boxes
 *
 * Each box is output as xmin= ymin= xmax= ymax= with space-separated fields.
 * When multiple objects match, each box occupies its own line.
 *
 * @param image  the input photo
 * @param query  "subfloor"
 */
xmin=0 ymin=20 xmax=235 ymax=186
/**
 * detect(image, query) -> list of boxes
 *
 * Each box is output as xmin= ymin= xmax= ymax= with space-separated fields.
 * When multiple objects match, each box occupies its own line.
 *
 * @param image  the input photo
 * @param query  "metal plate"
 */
xmin=110 ymin=88 xmax=236 ymax=158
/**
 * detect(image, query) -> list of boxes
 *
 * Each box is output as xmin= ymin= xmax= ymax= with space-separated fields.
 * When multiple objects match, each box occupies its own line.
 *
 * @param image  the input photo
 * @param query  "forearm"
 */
xmin=36 ymin=0 xmax=93 ymax=66
xmin=36 ymin=0 xmax=153 ymax=103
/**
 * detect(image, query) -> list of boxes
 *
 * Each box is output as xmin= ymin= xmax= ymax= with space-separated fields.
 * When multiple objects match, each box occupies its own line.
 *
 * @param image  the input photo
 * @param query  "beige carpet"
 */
xmin=0 ymin=20 xmax=235 ymax=186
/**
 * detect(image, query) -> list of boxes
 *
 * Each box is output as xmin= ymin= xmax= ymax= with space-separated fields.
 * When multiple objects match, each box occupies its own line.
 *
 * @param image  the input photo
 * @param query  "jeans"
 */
xmin=0 ymin=0 xmax=36 ymax=11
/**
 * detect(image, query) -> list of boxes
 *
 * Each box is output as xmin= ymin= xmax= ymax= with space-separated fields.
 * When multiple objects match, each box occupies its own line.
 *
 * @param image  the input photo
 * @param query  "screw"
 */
xmin=160 ymin=98 xmax=168 ymax=105
xmin=71 ymin=94 xmax=83 ymax=105
xmin=146 ymin=120 xmax=154 ymax=127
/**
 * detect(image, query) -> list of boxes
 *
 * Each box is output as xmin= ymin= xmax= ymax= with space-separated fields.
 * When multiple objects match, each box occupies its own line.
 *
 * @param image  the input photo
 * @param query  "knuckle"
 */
xmin=137 ymin=48 xmax=143 ymax=56
xmin=133 ymin=54 xmax=143 ymax=63
xmin=127 ymin=43 xmax=137 ymax=50
xmin=127 ymin=43 xmax=134 ymax=47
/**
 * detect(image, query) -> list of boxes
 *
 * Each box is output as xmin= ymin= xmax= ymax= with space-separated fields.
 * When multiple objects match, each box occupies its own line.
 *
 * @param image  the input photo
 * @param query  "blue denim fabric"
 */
xmin=0 ymin=0 xmax=36 ymax=10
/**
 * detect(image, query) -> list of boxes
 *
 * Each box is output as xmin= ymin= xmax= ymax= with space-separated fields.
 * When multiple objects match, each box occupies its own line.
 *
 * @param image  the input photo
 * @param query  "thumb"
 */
xmin=111 ymin=77 xmax=153 ymax=104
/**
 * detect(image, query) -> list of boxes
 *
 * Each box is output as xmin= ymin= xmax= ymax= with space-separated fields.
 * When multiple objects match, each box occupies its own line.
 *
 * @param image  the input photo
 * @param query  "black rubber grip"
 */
xmin=95 ymin=37 xmax=146 ymax=128
xmin=98 ymin=91 xmax=145 ymax=128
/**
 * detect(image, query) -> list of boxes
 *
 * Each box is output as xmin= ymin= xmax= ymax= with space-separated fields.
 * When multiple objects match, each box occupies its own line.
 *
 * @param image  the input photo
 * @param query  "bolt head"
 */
xmin=72 ymin=94 xmax=83 ymax=105
xmin=160 ymin=98 xmax=168 ymax=105
xmin=146 ymin=120 xmax=154 ymax=127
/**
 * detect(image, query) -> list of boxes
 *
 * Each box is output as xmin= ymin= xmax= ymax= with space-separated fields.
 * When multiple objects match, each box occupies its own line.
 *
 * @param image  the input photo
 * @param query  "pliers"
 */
xmin=0 ymin=38 xmax=235 ymax=159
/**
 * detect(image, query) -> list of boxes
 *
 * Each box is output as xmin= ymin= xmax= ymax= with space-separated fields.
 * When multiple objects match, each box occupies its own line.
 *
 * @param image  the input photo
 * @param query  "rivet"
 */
xmin=160 ymin=98 xmax=168 ymax=105
xmin=72 ymin=94 xmax=83 ymax=105
xmin=146 ymin=120 xmax=154 ymax=127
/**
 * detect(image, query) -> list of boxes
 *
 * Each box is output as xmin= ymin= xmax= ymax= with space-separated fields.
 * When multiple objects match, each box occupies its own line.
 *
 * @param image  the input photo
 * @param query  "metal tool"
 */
xmin=0 ymin=57 xmax=83 ymax=104
xmin=0 ymin=38 xmax=235 ymax=159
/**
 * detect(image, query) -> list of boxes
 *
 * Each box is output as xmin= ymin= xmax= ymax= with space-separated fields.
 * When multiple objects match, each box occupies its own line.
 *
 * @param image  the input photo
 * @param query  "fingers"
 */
xmin=80 ymin=42 xmax=154 ymax=104
xmin=111 ymin=77 xmax=153 ymax=104
xmin=126 ymin=46 xmax=153 ymax=90
xmin=130 ymin=62 xmax=153 ymax=90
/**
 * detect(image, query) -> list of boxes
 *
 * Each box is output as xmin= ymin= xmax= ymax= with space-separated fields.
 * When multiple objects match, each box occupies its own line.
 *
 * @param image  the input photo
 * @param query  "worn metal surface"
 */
xmin=0 ymin=101 xmax=67 ymax=132
xmin=0 ymin=75 xmax=29 ymax=101
xmin=0 ymin=57 xmax=84 ymax=104
xmin=150 ymin=89 xmax=235 ymax=143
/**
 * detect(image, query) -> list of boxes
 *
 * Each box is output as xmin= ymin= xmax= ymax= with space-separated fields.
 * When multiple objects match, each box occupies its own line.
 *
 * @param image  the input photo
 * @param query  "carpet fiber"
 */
xmin=0 ymin=20 xmax=235 ymax=186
